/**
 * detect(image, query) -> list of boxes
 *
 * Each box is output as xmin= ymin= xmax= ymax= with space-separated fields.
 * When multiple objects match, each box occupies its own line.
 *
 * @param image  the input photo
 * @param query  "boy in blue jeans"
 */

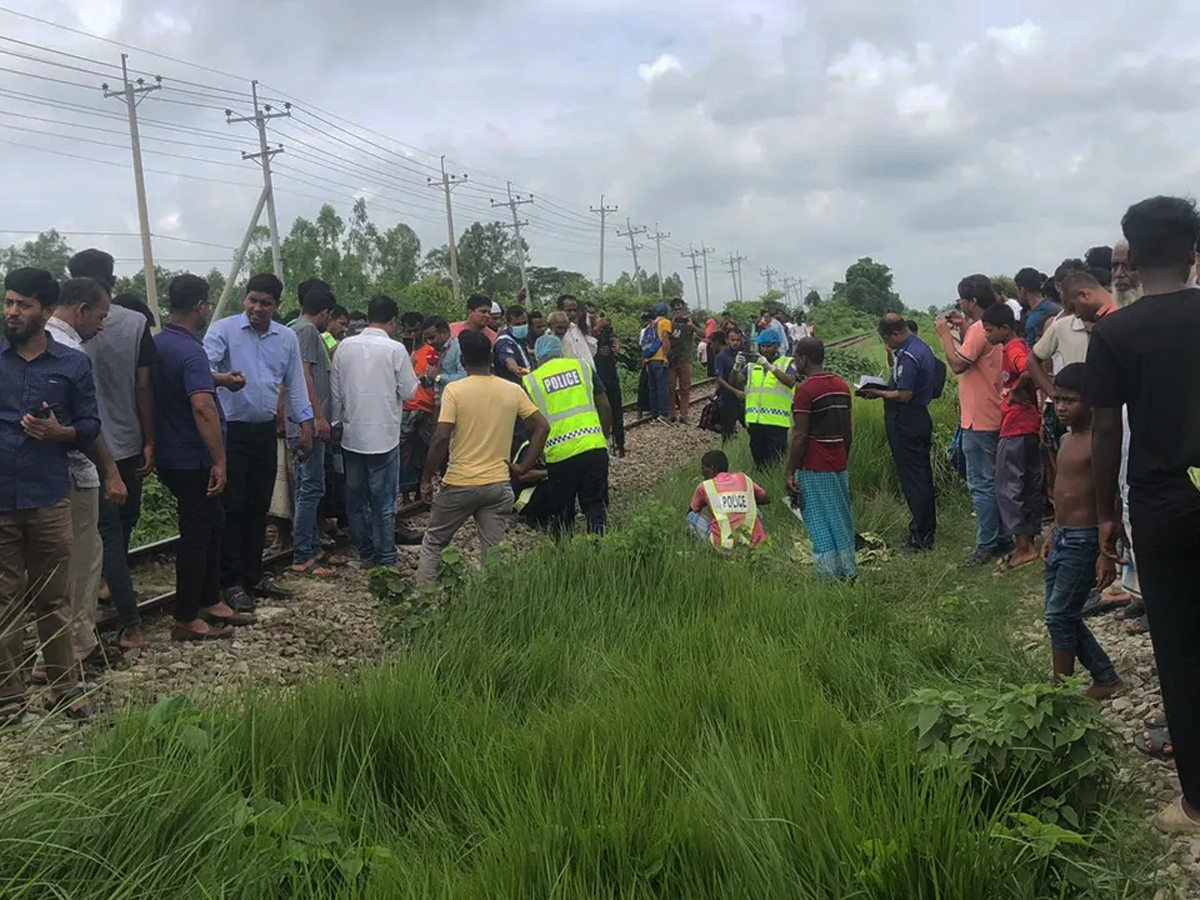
xmin=1042 ymin=363 xmax=1123 ymax=699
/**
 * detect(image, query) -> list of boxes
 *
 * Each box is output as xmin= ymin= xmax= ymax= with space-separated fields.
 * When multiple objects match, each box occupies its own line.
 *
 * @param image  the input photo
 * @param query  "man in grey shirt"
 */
xmin=71 ymin=249 xmax=155 ymax=650
xmin=289 ymin=289 xmax=337 ymax=575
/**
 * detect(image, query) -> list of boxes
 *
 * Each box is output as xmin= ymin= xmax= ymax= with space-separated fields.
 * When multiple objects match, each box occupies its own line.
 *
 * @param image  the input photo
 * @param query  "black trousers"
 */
xmin=158 ymin=467 xmax=225 ymax=622
xmin=221 ymin=421 xmax=277 ymax=589
xmin=719 ymin=397 xmax=743 ymax=442
xmin=1130 ymin=496 xmax=1200 ymax=808
xmin=546 ymin=448 xmax=609 ymax=535
xmin=747 ymin=423 xmax=788 ymax=470
xmin=885 ymin=404 xmax=937 ymax=549
xmin=97 ymin=454 xmax=146 ymax=629
xmin=594 ymin=354 xmax=625 ymax=453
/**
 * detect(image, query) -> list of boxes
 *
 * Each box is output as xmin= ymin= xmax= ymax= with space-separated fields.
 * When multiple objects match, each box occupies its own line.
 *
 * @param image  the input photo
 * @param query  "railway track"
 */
xmin=109 ymin=331 xmax=874 ymax=627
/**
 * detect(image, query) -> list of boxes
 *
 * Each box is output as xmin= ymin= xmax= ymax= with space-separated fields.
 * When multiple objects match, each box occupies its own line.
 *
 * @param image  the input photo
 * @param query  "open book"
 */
xmin=854 ymin=375 xmax=888 ymax=397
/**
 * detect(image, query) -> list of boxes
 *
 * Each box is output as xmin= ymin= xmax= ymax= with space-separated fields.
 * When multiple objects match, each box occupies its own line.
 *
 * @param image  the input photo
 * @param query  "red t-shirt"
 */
xmin=791 ymin=371 xmax=852 ymax=471
xmin=999 ymin=338 xmax=1041 ymax=438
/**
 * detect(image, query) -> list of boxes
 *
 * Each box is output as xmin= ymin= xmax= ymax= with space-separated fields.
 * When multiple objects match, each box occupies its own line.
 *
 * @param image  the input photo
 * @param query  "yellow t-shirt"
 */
xmin=649 ymin=317 xmax=672 ymax=363
xmin=440 ymin=375 xmax=539 ymax=486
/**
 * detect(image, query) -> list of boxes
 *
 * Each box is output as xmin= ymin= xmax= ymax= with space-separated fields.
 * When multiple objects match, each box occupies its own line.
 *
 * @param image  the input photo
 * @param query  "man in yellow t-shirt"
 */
xmin=415 ymin=330 xmax=550 ymax=584
xmin=642 ymin=301 xmax=673 ymax=422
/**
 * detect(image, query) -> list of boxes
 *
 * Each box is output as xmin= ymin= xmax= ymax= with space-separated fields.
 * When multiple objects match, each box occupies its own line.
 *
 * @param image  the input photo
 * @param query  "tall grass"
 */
xmin=0 ymin=395 xmax=1158 ymax=899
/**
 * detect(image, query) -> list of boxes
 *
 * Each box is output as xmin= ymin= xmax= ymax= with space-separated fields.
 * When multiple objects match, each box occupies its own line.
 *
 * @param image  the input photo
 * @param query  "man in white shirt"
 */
xmin=555 ymin=293 xmax=595 ymax=370
xmin=46 ymin=278 xmax=126 ymax=671
xmin=330 ymin=294 xmax=418 ymax=568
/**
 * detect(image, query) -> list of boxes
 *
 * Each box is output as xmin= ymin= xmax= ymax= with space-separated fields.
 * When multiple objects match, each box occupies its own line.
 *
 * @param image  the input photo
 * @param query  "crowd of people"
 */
xmin=1 ymin=193 xmax=1198 ymax=838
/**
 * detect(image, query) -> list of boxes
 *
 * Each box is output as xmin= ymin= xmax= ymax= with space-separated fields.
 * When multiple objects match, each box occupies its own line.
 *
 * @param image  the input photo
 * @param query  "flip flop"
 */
xmin=1116 ymin=598 xmax=1145 ymax=620
xmin=1126 ymin=614 xmax=1151 ymax=635
xmin=45 ymin=685 xmax=92 ymax=721
xmin=316 ymin=552 xmax=350 ymax=566
xmin=0 ymin=695 xmax=27 ymax=727
xmin=1145 ymin=713 xmax=1168 ymax=730
xmin=1134 ymin=727 xmax=1174 ymax=760
xmin=171 ymin=622 xmax=234 ymax=642
xmin=1082 ymin=592 xmax=1131 ymax=618
xmin=1153 ymin=798 xmax=1200 ymax=835
xmin=199 ymin=608 xmax=257 ymax=627
xmin=290 ymin=559 xmax=337 ymax=578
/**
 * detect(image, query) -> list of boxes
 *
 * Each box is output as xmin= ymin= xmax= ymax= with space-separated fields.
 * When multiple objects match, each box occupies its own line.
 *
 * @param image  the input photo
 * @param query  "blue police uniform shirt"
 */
xmin=889 ymin=334 xmax=935 ymax=408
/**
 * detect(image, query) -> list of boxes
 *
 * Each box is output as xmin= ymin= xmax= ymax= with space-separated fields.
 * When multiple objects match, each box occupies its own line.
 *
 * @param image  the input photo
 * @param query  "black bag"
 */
xmin=699 ymin=394 xmax=722 ymax=433
xmin=931 ymin=356 xmax=948 ymax=400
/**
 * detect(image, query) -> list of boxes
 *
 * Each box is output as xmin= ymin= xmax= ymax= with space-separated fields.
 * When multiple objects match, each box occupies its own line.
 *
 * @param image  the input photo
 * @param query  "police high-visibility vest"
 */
xmin=744 ymin=356 xmax=794 ymax=428
xmin=512 ymin=442 xmax=537 ymax=512
xmin=701 ymin=473 xmax=760 ymax=549
xmin=523 ymin=358 xmax=607 ymax=463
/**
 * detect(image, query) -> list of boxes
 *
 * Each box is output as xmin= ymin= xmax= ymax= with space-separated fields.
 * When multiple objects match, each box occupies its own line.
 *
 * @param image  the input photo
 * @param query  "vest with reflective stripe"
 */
xmin=701 ymin=473 xmax=759 ymax=549
xmin=744 ymin=356 xmax=794 ymax=428
xmin=512 ymin=442 xmax=536 ymax=512
xmin=523 ymin=358 xmax=607 ymax=463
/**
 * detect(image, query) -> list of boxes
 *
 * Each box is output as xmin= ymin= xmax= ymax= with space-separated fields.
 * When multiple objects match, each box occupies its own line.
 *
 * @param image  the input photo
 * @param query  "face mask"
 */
xmin=511 ymin=324 xmax=529 ymax=340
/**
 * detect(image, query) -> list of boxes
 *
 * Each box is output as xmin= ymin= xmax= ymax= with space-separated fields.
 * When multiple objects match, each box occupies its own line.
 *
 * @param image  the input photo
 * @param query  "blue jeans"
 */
xmin=292 ymin=438 xmax=326 ymax=566
xmin=344 ymin=447 xmax=399 ymax=567
xmin=962 ymin=427 xmax=1007 ymax=552
xmin=646 ymin=360 xmax=669 ymax=419
xmin=1044 ymin=526 xmax=1119 ymax=686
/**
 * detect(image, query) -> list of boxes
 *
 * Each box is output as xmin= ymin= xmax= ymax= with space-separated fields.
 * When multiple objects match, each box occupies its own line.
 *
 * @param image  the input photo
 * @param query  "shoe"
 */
xmin=249 ymin=576 xmax=292 ymax=600
xmin=967 ymin=548 xmax=998 ymax=566
xmin=224 ymin=586 xmax=257 ymax=613
xmin=396 ymin=524 xmax=424 ymax=545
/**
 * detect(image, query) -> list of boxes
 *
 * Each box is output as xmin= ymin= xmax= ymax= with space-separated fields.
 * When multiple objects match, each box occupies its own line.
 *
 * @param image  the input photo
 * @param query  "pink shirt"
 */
xmin=956 ymin=319 xmax=1003 ymax=432
xmin=690 ymin=472 xmax=768 ymax=548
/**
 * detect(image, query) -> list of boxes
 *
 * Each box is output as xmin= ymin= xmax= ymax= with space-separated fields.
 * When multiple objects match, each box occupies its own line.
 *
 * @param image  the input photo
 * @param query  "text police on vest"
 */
xmin=543 ymin=370 xmax=584 ymax=394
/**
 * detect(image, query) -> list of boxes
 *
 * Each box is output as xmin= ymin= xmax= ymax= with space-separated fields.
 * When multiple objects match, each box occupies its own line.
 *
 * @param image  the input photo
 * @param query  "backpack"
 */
xmin=640 ymin=321 xmax=663 ymax=358
xmin=699 ymin=394 xmax=722 ymax=433
xmin=931 ymin=356 xmax=948 ymax=400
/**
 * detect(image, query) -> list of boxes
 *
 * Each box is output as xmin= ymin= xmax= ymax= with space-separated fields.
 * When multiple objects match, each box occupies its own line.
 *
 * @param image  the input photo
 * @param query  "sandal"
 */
xmin=1145 ymin=713 xmax=1168 ymax=730
xmin=198 ymin=607 xmax=257 ymax=627
xmin=316 ymin=551 xmax=350 ymax=567
xmin=45 ymin=686 xmax=92 ymax=721
xmin=1116 ymin=598 xmax=1145 ymax=620
xmin=1082 ymin=591 xmax=1130 ymax=618
xmin=1126 ymin=614 xmax=1151 ymax=635
xmin=0 ymin=695 xmax=27 ymax=727
xmin=290 ymin=559 xmax=337 ymax=578
xmin=1134 ymin=727 xmax=1174 ymax=760
xmin=171 ymin=622 xmax=234 ymax=642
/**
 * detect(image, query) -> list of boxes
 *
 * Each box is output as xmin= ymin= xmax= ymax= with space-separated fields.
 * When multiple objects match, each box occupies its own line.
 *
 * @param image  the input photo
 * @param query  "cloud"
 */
xmin=638 ymin=53 xmax=682 ymax=84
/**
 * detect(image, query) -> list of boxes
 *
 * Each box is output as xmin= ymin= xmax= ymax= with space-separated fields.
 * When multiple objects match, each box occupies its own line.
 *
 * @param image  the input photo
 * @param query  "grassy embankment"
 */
xmin=0 ymin=389 xmax=1162 ymax=898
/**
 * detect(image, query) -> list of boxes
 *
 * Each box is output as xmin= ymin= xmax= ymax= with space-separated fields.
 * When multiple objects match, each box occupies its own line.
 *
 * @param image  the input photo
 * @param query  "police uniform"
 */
xmin=743 ymin=355 xmax=795 ymax=469
xmin=885 ymin=334 xmax=937 ymax=550
xmin=523 ymin=358 xmax=609 ymax=534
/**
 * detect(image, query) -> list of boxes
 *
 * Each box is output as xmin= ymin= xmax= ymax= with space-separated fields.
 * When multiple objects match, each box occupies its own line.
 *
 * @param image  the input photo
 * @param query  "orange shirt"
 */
xmin=956 ymin=319 xmax=1003 ymax=432
xmin=450 ymin=321 xmax=497 ymax=344
xmin=404 ymin=343 xmax=439 ymax=414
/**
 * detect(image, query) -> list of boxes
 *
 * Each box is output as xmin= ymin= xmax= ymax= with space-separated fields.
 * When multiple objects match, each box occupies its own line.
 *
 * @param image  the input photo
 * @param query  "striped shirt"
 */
xmin=792 ymin=371 xmax=852 ymax=472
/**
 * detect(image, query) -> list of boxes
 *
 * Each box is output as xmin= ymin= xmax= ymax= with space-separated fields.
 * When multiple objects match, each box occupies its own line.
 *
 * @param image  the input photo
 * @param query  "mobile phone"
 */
xmin=32 ymin=406 xmax=50 ymax=419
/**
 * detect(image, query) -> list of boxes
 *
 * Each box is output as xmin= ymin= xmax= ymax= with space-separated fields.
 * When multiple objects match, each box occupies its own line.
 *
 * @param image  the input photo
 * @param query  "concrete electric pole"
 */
xmin=616 ymin=218 xmax=648 ymax=278
xmin=103 ymin=54 xmax=162 ymax=328
xmin=589 ymin=195 xmax=618 ymax=291
xmin=491 ymin=181 xmax=533 ymax=296
xmin=760 ymin=266 xmax=778 ymax=295
xmin=428 ymin=156 xmax=468 ymax=303
xmin=700 ymin=242 xmax=713 ymax=308
xmin=681 ymin=245 xmax=702 ymax=306
xmin=647 ymin=224 xmax=671 ymax=297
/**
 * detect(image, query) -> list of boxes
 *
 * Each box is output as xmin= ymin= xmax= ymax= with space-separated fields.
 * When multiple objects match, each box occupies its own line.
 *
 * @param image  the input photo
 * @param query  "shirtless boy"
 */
xmin=1041 ymin=363 xmax=1123 ymax=698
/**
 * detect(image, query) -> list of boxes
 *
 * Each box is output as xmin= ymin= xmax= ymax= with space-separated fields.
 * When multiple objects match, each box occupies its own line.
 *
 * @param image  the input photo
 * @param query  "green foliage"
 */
xmin=830 ymin=257 xmax=904 ymax=317
xmin=809 ymin=300 xmax=878 ymax=342
xmin=0 ymin=228 xmax=73 ymax=280
xmin=993 ymin=274 xmax=1018 ymax=299
xmin=823 ymin=347 xmax=879 ymax=382
xmin=906 ymin=681 xmax=1117 ymax=830
xmin=804 ymin=288 xmax=823 ymax=307
xmin=130 ymin=474 xmax=178 ymax=548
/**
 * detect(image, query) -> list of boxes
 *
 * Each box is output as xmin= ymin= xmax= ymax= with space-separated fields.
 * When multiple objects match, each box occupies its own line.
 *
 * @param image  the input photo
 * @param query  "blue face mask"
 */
xmin=511 ymin=324 xmax=529 ymax=340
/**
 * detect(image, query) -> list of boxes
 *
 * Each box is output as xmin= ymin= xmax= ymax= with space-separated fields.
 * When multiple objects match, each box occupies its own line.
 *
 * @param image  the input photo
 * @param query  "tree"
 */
xmin=830 ymin=257 xmax=903 ymax=317
xmin=991 ymin=274 xmax=1018 ymax=299
xmin=662 ymin=272 xmax=685 ymax=300
xmin=525 ymin=266 xmax=590 ymax=308
xmin=114 ymin=265 xmax=179 ymax=318
xmin=374 ymin=223 xmax=421 ymax=298
xmin=759 ymin=289 xmax=785 ymax=307
xmin=424 ymin=220 xmax=525 ymax=301
xmin=0 ymin=229 xmax=74 ymax=280
xmin=804 ymin=288 xmax=823 ymax=307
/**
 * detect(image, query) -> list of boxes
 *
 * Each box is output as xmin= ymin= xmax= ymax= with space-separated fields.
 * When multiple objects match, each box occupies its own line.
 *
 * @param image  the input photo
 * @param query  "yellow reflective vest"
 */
xmin=523 ymin=358 xmax=607 ymax=463
xmin=701 ymin=473 xmax=760 ymax=549
xmin=744 ymin=356 xmax=794 ymax=428
xmin=512 ymin=442 xmax=537 ymax=512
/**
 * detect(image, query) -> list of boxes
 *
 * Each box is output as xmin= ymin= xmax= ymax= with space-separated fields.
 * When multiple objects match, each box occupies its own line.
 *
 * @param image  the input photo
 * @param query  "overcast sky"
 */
xmin=1 ymin=0 xmax=1198 ymax=307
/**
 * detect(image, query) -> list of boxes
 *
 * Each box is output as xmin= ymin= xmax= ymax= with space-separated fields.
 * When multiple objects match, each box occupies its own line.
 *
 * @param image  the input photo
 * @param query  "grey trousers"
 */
xmin=415 ymin=483 xmax=514 ymax=584
xmin=995 ymin=433 xmax=1043 ymax=538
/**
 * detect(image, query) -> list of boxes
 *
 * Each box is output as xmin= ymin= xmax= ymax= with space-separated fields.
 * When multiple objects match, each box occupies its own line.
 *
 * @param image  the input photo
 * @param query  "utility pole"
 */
xmin=589 ymin=195 xmax=618 ymax=291
xmin=103 ymin=55 xmax=162 ymax=328
xmin=781 ymin=276 xmax=797 ymax=305
xmin=647 ymin=223 xmax=670 ymax=297
xmin=700 ymin=242 xmax=713 ymax=308
xmin=213 ymin=83 xmax=291 ymax=319
xmin=760 ymin=266 xmax=778 ymax=295
xmin=428 ymin=156 xmax=468 ymax=303
xmin=724 ymin=252 xmax=742 ymax=302
xmin=491 ymin=181 xmax=533 ymax=297
xmin=681 ymin=245 xmax=702 ymax=306
xmin=616 ymin=217 xmax=648 ymax=279
xmin=736 ymin=253 xmax=746 ymax=304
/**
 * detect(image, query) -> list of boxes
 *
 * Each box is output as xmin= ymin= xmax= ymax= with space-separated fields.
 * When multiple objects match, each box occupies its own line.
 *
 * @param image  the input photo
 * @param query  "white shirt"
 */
xmin=330 ymin=327 xmax=419 ymax=454
xmin=46 ymin=316 xmax=100 ymax=490
xmin=562 ymin=323 xmax=595 ymax=370
xmin=1005 ymin=297 xmax=1023 ymax=320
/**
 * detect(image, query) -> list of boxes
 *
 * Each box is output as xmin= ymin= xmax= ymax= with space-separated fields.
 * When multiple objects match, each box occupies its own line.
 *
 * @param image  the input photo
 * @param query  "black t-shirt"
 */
xmin=1085 ymin=289 xmax=1200 ymax=515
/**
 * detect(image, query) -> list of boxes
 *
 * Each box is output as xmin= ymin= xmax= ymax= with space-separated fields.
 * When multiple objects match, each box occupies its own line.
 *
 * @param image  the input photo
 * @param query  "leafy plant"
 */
xmin=906 ymin=682 xmax=1117 ymax=829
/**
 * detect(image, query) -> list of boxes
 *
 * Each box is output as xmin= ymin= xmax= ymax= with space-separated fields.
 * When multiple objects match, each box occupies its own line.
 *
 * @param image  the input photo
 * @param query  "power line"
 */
xmin=589 ymin=196 xmax=618 ymax=290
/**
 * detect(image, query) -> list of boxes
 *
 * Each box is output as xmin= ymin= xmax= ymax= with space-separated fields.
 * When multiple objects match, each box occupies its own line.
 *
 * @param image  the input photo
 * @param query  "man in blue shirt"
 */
xmin=0 ymin=267 xmax=101 ymax=722
xmin=203 ymin=273 xmax=313 ymax=611
xmin=860 ymin=315 xmax=939 ymax=551
xmin=1016 ymin=267 xmax=1061 ymax=347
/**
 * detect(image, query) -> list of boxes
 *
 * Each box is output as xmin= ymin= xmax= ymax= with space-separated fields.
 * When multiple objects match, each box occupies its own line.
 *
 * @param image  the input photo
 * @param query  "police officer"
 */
xmin=732 ymin=328 xmax=798 ymax=469
xmin=524 ymin=334 xmax=613 ymax=534
xmin=860 ymin=314 xmax=941 ymax=551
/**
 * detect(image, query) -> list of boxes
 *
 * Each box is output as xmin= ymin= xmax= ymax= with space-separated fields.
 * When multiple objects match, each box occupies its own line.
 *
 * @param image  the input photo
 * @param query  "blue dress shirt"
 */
xmin=888 ymin=334 xmax=936 ymax=408
xmin=202 ymin=314 xmax=313 ymax=425
xmin=0 ymin=334 xmax=101 ymax=510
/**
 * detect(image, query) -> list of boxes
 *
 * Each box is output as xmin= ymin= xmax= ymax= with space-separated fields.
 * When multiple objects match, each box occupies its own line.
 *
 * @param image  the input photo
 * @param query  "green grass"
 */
xmin=0 ymin=395 xmax=1162 ymax=899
